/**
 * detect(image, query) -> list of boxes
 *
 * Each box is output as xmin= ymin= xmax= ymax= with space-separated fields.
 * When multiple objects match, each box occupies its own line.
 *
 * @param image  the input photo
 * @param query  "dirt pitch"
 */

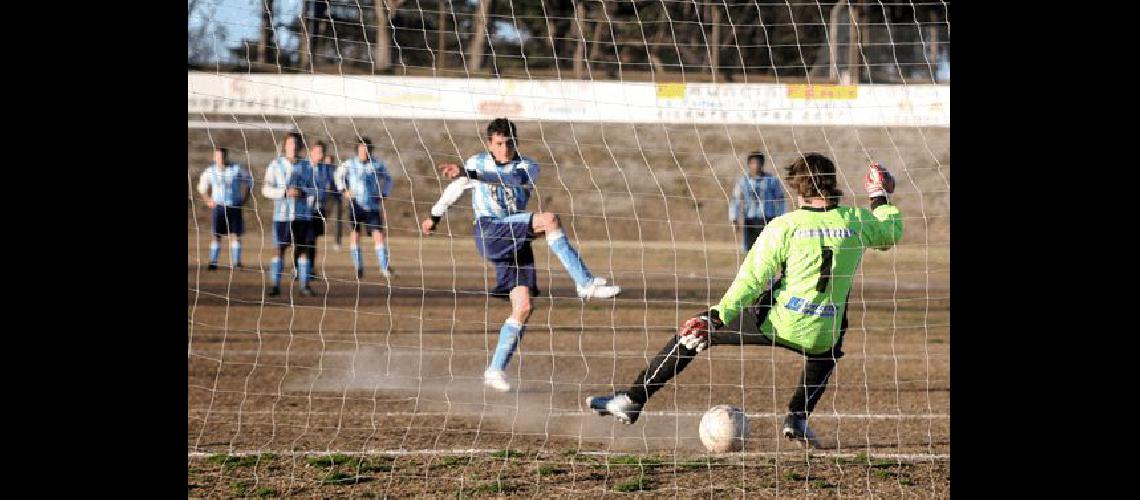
xmin=189 ymin=119 xmax=948 ymax=497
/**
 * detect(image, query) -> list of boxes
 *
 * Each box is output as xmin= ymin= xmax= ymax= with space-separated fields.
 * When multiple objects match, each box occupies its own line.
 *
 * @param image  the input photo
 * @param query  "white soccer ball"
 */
xmin=698 ymin=405 xmax=750 ymax=453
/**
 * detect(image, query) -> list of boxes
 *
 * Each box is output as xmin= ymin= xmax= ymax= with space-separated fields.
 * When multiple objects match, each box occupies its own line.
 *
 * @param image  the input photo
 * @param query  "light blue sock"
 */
xmin=489 ymin=318 xmax=525 ymax=371
xmin=351 ymin=246 xmax=363 ymax=273
xmin=208 ymin=241 xmax=220 ymax=265
xmin=298 ymin=257 xmax=311 ymax=288
xmin=375 ymin=244 xmax=389 ymax=272
xmin=546 ymin=230 xmax=592 ymax=287
xmin=230 ymin=241 xmax=242 ymax=265
xmin=270 ymin=258 xmax=283 ymax=287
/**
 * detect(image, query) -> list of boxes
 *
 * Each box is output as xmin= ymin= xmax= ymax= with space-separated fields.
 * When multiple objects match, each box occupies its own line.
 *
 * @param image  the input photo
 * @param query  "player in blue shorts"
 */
xmin=262 ymin=132 xmax=317 ymax=297
xmin=197 ymin=147 xmax=252 ymax=270
xmin=335 ymin=137 xmax=394 ymax=280
xmin=421 ymin=118 xmax=621 ymax=392
xmin=295 ymin=140 xmax=338 ymax=280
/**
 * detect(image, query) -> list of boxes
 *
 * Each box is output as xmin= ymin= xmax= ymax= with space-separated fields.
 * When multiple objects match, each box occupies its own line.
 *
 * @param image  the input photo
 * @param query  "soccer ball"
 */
xmin=698 ymin=405 xmax=750 ymax=453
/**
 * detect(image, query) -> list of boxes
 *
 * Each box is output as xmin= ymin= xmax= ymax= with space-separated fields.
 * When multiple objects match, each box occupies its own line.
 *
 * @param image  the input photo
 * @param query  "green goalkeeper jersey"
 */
xmin=711 ymin=202 xmax=903 ymax=355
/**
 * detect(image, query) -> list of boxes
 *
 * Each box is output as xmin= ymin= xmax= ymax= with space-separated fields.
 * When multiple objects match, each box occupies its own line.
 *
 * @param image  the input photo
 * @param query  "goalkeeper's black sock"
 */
xmin=627 ymin=336 xmax=699 ymax=405
xmin=787 ymin=357 xmax=837 ymax=418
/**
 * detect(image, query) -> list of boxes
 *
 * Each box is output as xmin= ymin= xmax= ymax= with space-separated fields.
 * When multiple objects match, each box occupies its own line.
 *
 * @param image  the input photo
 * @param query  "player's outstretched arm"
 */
xmin=862 ymin=162 xmax=903 ymax=250
xmin=439 ymin=161 xmax=534 ymax=187
xmin=422 ymin=176 xmax=473 ymax=235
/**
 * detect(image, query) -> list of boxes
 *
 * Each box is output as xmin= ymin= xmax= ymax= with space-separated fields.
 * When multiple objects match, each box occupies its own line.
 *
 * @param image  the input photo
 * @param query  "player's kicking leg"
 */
xmin=529 ymin=212 xmax=620 ymax=299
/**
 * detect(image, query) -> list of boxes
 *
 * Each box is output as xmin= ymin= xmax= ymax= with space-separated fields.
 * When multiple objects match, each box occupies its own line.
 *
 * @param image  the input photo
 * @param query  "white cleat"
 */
xmin=483 ymin=369 xmax=511 ymax=392
xmin=577 ymin=278 xmax=621 ymax=299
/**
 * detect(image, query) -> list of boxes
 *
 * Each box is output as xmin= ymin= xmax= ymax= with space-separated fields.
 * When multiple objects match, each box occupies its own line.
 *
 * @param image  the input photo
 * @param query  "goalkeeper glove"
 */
xmin=864 ymin=162 xmax=896 ymax=199
xmin=677 ymin=310 xmax=723 ymax=353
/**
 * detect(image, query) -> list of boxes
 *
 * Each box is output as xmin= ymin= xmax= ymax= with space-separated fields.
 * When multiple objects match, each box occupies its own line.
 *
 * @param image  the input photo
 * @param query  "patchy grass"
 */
xmin=490 ymin=449 xmax=524 ymax=459
xmin=784 ymin=471 xmax=805 ymax=481
xmin=614 ymin=475 xmax=651 ymax=493
xmin=538 ymin=464 xmax=565 ymax=476
xmin=319 ymin=471 xmax=373 ymax=485
xmin=439 ymin=456 xmax=472 ymax=467
xmin=471 ymin=480 xmax=518 ymax=495
xmin=873 ymin=470 xmax=900 ymax=479
xmin=231 ymin=481 xmax=250 ymax=497
xmin=305 ymin=454 xmax=356 ymax=468
xmin=600 ymin=455 xmax=663 ymax=471
xmin=812 ymin=480 xmax=836 ymax=489
xmin=254 ymin=487 xmax=278 ymax=497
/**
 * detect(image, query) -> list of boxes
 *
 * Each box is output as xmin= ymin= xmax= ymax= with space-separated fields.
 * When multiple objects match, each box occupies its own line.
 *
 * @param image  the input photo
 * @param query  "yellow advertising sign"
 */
xmin=656 ymin=83 xmax=686 ymax=99
xmin=787 ymin=84 xmax=858 ymax=100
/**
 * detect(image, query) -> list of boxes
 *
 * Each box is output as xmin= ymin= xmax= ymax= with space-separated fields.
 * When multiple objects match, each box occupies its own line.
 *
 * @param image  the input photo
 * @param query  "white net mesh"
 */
xmin=188 ymin=0 xmax=948 ymax=496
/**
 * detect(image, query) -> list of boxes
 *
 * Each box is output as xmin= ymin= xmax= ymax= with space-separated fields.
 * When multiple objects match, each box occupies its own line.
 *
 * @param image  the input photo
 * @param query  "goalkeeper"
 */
xmin=587 ymin=154 xmax=902 ymax=447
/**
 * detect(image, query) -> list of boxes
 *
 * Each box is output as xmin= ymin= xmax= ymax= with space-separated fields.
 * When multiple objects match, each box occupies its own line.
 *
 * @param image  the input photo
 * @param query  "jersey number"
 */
xmin=815 ymin=246 xmax=834 ymax=293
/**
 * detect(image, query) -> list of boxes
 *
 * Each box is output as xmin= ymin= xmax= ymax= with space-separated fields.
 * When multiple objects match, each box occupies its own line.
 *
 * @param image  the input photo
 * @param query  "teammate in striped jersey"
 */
xmin=262 ymin=132 xmax=317 ymax=297
xmin=729 ymin=152 xmax=787 ymax=252
xmin=335 ymin=137 xmax=394 ymax=280
xmin=294 ymin=141 xmax=338 ymax=280
xmin=197 ymin=147 xmax=252 ymax=270
xmin=588 ymin=155 xmax=902 ymax=449
xmin=421 ymin=118 xmax=621 ymax=393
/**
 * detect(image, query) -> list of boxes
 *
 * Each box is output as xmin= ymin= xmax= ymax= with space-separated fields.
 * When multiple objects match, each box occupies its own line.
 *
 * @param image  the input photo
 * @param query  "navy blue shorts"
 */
xmin=274 ymin=220 xmax=314 ymax=248
xmin=742 ymin=217 xmax=767 ymax=251
xmin=212 ymin=206 xmax=244 ymax=236
xmin=474 ymin=214 xmax=539 ymax=298
xmin=309 ymin=212 xmax=325 ymax=238
xmin=350 ymin=202 xmax=384 ymax=233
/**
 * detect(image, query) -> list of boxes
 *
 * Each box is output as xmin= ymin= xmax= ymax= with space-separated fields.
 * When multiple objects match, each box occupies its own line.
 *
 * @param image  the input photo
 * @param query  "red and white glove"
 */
xmin=678 ymin=310 xmax=724 ymax=353
xmin=864 ymin=162 xmax=896 ymax=198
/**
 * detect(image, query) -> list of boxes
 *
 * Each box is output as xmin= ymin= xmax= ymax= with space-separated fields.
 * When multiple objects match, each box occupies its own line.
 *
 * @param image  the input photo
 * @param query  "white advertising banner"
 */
xmin=188 ymin=72 xmax=948 ymax=127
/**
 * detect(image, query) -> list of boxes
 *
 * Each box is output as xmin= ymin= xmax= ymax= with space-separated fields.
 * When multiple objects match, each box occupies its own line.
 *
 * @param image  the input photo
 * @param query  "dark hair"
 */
xmin=747 ymin=152 xmax=765 ymax=165
xmin=785 ymin=153 xmax=844 ymax=200
xmin=311 ymin=140 xmax=327 ymax=151
xmin=357 ymin=136 xmax=374 ymax=151
xmin=486 ymin=118 xmax=518 ymax=141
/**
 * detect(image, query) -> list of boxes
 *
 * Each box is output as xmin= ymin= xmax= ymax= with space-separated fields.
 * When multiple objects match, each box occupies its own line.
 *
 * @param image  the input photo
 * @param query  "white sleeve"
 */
xmin=197 ymin=169 xmax=210 ymax=196
xmin=334 ymin=161 xmax=348 ymax=193
xmin=262 ymin=161 xmax=285 ymax=199
xmin=431 ymin=177 xmax=474 ymax=217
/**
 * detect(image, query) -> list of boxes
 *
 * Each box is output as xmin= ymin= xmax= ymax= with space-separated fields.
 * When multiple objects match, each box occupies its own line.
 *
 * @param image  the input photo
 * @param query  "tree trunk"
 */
xmin=468 ymin=0 xmax=490 ymax=73
xmin=258 ymin=0 xmax=275 ymax=64
xmin=844 ymin=0 xmax=860 ymax=84
xmin=298 ymin=1 xmax=312 ymax=69
xmin=709 ymin=4 xmax=720 ymax=82
xmin=573 ymin=1 xmax=585 ymax=78
xmin=375 ymin=0 xmax=392 ymax=71
xmin=437 ymin=4 xmax=446 ymax=70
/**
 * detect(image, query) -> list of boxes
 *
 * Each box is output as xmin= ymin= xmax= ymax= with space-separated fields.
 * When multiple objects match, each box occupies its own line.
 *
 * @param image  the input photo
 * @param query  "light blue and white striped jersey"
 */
xmin=262 ymin=156 xmax=315 ymax=222
xmin=335 ymin=157 xmax=392 ymax=212
xmin=466 ymin=152 xmax=539 ymax=219
xmin=311 ymin=162 xmax=339 ymax=207
xmin=728 ymin=174 xmax=786 ymax=223
xmin=197 ymin=163 xmax=252 ymax=207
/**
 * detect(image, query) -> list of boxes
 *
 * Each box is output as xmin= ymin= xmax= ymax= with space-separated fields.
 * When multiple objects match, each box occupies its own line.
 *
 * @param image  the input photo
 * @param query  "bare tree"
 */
xmin=468 ymin=0 xmax=491 ymax=72
xmin=257 ymin=0 xmax=274 ymax=64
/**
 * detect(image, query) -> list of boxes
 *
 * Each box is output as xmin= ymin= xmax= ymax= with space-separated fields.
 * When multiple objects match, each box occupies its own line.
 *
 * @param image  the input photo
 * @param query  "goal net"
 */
xmin=188 ymin=0 xmax=949 ymax=496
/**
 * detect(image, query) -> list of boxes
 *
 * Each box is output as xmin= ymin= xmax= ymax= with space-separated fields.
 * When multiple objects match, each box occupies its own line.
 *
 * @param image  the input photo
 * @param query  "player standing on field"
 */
xmin=729 ymin=152 xmax=786 ymax=253
xmin=197 ymin=147 xmax=252 ymax=270
xmin=263 ymin=132 xmax=317 ymax=297
xmin=588 ymin=155 xmax=901 ymax=448
xmin=335 ymin=137 xmax=394 ymax=280
xmin=421 ymin=118 xmax=622 ymax=393
xmin=295 ymin=141 xmax=338 ymax=280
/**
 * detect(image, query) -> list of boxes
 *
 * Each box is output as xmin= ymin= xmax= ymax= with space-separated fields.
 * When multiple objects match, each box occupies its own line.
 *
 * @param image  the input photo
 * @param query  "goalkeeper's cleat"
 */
xmin=207 ymin=263 xmax=218 ymax=271
xmin=782 ymin=414 xmax=821 ymax=448
xmin=268 ymin=286 xmax=281 ymax=297
xmin=299 ymin=286 xmax=316 ymax=297
xmin=576 ymin=280 xmax=621 ymax=300
xmin=586 ymin=392 xmax=642 ymax=425
xmin=483 ymin=369 xmax=511 ymax=393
